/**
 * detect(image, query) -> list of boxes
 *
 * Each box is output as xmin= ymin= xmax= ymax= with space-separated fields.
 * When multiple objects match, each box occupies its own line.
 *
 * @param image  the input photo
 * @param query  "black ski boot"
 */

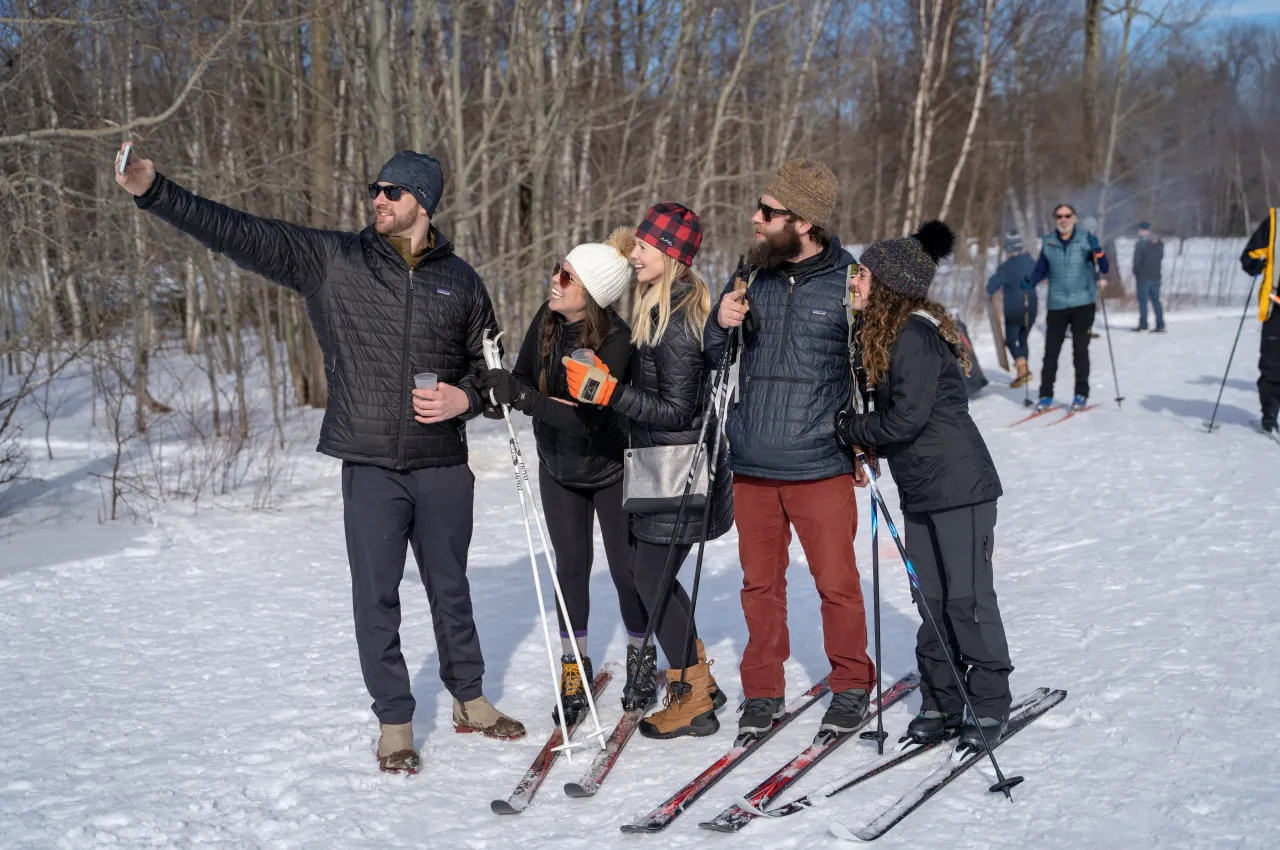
xmin=816 ymin=689 xmax=870 ymax=742
xmin=1263 ymin=416 xmax=1278 ymax=434
xmin=622 ymin=644 xmax=658 ymax=712
xmin=736 ymin=696 xmax=785 ymax=743
xmin=551 ymin=654 xmax=592 ymax=726
xmin=903 ymin=709 xmax=963 ymax=745
xmin=957 ymin=716 xmax=1007 ymax=752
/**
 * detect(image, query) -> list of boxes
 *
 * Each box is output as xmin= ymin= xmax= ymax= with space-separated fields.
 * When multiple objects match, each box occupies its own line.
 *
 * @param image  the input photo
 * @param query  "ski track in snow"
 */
xmin=1 ymin=307 xmax=1278 ymax=849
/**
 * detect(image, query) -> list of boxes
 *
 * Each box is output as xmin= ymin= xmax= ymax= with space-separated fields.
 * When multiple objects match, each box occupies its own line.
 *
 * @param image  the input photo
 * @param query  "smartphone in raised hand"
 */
xmin=115 ymin=142 xmax=133 ymax=176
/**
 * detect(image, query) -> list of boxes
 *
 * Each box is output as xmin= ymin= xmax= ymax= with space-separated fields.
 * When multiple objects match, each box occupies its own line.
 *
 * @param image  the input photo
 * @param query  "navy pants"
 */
xmin=342 ymin=461 xmax=483 ymax=724
xmin=1136 ymin=278 xmax=1165 ymax=330
xmin=1003 ymin=322 xmax=1029 ymax=360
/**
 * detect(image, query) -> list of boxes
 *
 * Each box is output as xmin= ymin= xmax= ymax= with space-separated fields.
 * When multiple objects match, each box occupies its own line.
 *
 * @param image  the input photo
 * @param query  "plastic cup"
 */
xmin=571 ymin=349 xmax=595 ymax=366
xmin=414 ymin=372 xmax=438 ymax=391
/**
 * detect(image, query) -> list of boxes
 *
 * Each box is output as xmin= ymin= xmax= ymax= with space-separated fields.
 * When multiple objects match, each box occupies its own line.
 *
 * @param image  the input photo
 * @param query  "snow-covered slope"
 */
xmin=2 ymin=306 xmax=1277 ymax=849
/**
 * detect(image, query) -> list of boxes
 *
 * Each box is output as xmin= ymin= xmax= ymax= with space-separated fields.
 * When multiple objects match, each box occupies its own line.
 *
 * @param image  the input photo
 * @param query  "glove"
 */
xmin=1019 ymin=276 xmax=1035 ymax=290
xmin=478 ymin=367 xmax=534 ymax=412
xmin=835 ymin=408 xmax=856 ymax=447
xmin=563 ymin=353 xmax=618 ymax=406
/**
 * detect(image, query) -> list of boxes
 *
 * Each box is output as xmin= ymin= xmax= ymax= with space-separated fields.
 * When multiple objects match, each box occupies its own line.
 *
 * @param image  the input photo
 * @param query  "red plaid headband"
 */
xmin=636 ymin=202 xmax=702 ymax=266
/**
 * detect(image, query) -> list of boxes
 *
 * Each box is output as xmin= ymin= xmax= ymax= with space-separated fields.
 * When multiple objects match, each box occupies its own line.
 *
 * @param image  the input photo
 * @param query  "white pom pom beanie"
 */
xmin=564 ymin=228 xmax=637 ymax=309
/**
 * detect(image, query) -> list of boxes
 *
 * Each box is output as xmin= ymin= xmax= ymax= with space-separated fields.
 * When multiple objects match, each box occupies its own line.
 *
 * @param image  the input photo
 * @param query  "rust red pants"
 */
xmin=735 ymin=473 xmax=876 ymax=697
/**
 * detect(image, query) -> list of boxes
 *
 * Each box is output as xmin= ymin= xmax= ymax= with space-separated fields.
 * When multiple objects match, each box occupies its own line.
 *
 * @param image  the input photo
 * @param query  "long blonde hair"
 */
xmin=630 ymin=252 xmax=711 ymax=348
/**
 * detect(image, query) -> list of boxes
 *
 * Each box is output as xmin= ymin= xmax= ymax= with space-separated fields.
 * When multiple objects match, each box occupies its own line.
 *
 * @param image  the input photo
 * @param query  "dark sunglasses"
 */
xmin=757 ymin=199 xmax=795 ymax=223
xmin=551 ymin=262 xmax=580 ymax=288
xmin=1055 ymin=212 xmax=1075 ymax=220
xmin=368 ymin=183 xmax=409 ymax=201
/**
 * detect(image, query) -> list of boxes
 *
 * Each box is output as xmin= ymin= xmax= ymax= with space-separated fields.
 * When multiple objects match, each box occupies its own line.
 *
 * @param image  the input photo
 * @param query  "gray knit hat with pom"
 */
xmin=858 ymin=221 xmax=956 ymax=299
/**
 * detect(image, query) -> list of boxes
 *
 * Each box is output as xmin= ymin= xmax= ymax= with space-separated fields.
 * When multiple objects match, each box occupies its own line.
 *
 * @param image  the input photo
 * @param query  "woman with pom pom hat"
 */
xmin=477 ymin=229 xmax=637 ymax=726
xmin=835 ymin=220 xmax=1014 ymax=753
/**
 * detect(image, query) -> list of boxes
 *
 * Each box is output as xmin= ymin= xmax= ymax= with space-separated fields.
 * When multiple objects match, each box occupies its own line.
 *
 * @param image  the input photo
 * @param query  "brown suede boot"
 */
xmin=638 ymin=662 xmax=720 ymax=739
xmin=695 ymin=638 xmax=727 ymax=710
xmin=452 ymin=695 xmax=527 ymax=740
xmin=377 ymin=722 xmax=421 ymax=774
xmin=1010 ymin=357 xmax=1032 ymax=388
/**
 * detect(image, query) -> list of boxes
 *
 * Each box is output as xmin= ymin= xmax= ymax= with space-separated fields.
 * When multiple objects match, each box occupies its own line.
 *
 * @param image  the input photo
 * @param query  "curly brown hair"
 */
xmin=860 ymin=277 xmax=971 ymax=387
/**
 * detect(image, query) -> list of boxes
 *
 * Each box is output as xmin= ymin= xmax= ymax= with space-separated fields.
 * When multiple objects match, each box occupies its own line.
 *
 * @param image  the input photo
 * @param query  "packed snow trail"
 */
xmin=1 ymin=306 xmax=1278 ymax=848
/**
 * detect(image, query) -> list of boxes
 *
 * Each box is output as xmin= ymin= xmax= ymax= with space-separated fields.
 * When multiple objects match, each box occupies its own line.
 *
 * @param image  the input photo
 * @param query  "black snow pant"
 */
xmin=1259 ymin=309 xmax=1280 ymax=423
xmin=1039 ymin=304 xmax=1096 ymax=400
xmin=538 ymin=468 xmax=632 ymax=653
xmin=903 ymin=500 xmax=1013 ymax=721
xmin=342 ymin=461 xmax=483 ymax=725
xmin=617 ymin=539 xmax=699 ymax=669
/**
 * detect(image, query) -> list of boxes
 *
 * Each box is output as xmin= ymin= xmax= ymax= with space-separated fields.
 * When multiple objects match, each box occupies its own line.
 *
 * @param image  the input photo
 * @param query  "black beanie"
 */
xmin=376 ymin=150 xmax=444 ymax=216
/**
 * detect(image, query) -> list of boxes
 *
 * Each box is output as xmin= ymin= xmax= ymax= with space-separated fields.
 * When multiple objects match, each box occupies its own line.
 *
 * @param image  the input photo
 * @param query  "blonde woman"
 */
xmin=564 ymin=203 xmax=732 ymax=739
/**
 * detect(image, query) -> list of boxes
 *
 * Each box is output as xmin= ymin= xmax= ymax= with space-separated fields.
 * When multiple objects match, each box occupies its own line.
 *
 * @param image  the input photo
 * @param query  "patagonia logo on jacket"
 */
xmin=436 ymin=288 xmax=452 ymax=296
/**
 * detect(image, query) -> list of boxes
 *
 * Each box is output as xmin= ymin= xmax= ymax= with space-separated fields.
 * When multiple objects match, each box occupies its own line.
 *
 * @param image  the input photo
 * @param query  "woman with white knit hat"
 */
xmin=479 ymin=230 xmax=636 ymax=725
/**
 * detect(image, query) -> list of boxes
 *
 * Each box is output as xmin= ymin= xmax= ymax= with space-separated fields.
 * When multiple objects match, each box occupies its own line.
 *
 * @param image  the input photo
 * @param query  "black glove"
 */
xmin=479 ymin=367 xmax=535 ymax=412
xmin=835 ymin=408 xmax=855 ymax=447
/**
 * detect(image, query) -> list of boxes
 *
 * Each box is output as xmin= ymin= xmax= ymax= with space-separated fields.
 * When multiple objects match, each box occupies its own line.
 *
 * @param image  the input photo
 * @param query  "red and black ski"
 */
xmin=1007 ymin=406 xmax=1060 ymax=427
xmin=698 ymin=671 xmax=920 ymax=833
xmin=619 ymin=678 xmax=830 ymax=833
xmin=1049 ymin=403 xmax=1100 ymax=425
xmin=562 ymin=668 xmax=665 ymax=799
xmin=490 ymin=662 xmax=617 ymax=814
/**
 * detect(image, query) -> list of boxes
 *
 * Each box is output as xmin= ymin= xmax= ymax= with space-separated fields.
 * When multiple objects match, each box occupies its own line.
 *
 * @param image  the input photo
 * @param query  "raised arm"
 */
xmin=118 ymin=146 xmax=336 ymax=297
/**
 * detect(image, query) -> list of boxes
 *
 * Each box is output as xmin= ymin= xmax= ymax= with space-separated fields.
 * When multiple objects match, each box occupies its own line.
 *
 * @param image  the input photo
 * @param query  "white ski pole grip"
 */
xmin=482 ymin=330 xmax=504 ymax=406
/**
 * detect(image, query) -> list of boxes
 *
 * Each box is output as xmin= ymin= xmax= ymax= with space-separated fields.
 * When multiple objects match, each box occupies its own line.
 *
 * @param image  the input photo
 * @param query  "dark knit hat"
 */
xmin=375 ymin=150 xmax=444 ymax=216
xmin=859 ymin=221 xmax=956 ymax=300
xmin=762 ymin=159 xmax=837 ymax=228
xmin=1004 ymin=231 xmax=1024 ymax=253
xmin=636 ymin=202 xmax=702 ymax=266
xmin=1137 ymin=220 xmax=1152 ymax=230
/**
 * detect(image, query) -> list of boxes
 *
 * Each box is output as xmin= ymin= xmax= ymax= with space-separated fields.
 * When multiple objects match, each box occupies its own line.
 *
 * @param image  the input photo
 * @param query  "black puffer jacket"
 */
xmin=703 ymin=239 xmax=857 ymax=481
xmin=843 ymin=314 xmax=1002 ymax=513
xmin=611 ymin=290 xmax=733 ymax=546
xmin=136 ymin=173 xmax=496 ymax=470
xmin=511 ymin=303 xmax=631 ymax=489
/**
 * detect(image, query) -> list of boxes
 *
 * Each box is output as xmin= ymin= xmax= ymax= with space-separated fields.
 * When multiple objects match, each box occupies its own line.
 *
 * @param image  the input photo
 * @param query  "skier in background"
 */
xmin=1023 ymin=203 xmax=1109 ymax=413
xmin=1241 ymin=211 xmax=1280 ymax=434
xmin=986 ymin=231 xmax=1037 ymax=388
xmin=1133 ymin=221 xmax=1166 ymax=333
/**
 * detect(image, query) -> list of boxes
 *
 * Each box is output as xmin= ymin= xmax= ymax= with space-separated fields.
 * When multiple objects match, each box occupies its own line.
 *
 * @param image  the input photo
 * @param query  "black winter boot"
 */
xmin=816 ymin=689 xmax=870 ymax=741
xmin=736 ymin=696 xmax=786 ymax=743
xmin=622 ymin=644 xmax=658 ymax=712
xmin=904 ymin=709 xmax=963 ymax=745
xmin=551 ymin=654 xmax=593 ymax=726
xmin=957 ymin=716 xmax=1008 ymax=752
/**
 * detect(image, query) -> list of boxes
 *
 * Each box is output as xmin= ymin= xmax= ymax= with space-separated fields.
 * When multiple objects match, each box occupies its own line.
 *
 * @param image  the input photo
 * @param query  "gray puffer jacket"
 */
xmin=703 ymin=239 xmax=857 ymax=481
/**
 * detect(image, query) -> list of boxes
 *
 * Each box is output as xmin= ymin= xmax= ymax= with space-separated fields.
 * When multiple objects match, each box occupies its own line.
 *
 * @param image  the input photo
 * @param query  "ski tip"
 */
xmin=619 ymin=822 xmax=662 ymax=834
xmin=563 ymin=782 xmax=595 ymax=799
xmin=490 ymin=799 xmax=522 ymax=815
xmin=696 ymin=819 xmax=735 ymax=833
xmin=829 ymin=820 xmax=865 ymax=842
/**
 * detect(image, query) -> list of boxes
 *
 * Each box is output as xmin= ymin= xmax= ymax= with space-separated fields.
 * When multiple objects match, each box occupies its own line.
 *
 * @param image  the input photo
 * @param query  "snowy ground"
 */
xmin=2 ymin=305 xmax=1278 ymax=849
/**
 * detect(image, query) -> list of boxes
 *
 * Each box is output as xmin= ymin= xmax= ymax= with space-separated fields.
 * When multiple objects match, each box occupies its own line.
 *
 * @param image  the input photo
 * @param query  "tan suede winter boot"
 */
xmin=1010 ymin=357 xmax=1032 ymax=388
xmin=695 ymin=638 xmax=727 ymax=710
xmin=452 ymin=695 xmax=527 ymax=740
xmin=637 ymin=662 xmax=720 ymax=739
xmin=376 ymin=722 xmax=421 ymax=774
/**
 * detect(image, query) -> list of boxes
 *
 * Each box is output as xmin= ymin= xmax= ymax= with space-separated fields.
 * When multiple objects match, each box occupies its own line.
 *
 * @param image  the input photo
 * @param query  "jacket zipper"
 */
xmin=396 ymin=267 xmax=416 ymax=466
xmin=745 ymin=276 xmax=798 ymax=398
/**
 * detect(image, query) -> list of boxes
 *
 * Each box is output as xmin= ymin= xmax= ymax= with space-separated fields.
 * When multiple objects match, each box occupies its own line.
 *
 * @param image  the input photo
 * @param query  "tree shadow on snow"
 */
xmin=1185 ymin=374 xmax=1257 ymax=393
xmin=1140 ymin=394 xmax=1256 ymax=428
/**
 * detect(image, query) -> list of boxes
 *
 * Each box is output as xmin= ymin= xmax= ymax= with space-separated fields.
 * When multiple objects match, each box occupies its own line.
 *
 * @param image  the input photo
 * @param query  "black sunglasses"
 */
xmin=368 ymin=183 xmax=409 ymax=201
xmin=1055 ymin=212 xmax=1075 ymax=220
xmin=758 ymin=199 xmax=795 ymax=223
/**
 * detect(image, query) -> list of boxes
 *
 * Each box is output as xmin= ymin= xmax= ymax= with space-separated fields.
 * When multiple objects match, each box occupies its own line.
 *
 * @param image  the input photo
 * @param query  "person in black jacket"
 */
xmin=564 ymin=203 xmax=732 ymax=739
xmin=703 ymin=159 xmax=877 ymax=742
xmin=477 ymin=230 xmax=635 ymax=724
xmin=1132 ymin=222 xmax=1166 ymax=332
xmin=114 ymin=143 xmax=523 ymax=775
xmin=1241 ymin=211 xmax=1280 ymax=433
xmin=836 ymin=221 xmax=1014 ymax=752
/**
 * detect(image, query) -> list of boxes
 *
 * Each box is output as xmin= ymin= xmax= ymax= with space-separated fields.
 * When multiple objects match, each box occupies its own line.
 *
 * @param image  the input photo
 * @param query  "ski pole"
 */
xmin=855 ymin=491 xmax=886 ymax=754
xmin=1205 ymin=275 xmax=1259 ymax=433
xmin=673 ymin=329 xmax=739 ymax=693
xmin=631 ymin=338 xmax=735 ymax=698
xmin=856 ymin=454 xmax=1024 ymax=799
xmin=1023 ymin=293 xmax=1033 ymax=408
xmin=482 ymin=331 xmax=607 ymax=757
xmin=1095 ymin=286 xmax=1124 ymax=408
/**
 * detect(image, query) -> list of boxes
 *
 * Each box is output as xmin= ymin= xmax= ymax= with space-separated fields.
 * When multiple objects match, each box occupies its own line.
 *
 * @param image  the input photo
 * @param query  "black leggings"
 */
xmin=621 ymin=539 xmax=699 ymax=669
xmin=538 ymin=468 xmax=631 ymax=649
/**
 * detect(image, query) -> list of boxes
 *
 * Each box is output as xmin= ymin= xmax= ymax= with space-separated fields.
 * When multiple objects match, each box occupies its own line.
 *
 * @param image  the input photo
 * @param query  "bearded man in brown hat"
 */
xmin=703 ymin=159 xmax=877 ymax=742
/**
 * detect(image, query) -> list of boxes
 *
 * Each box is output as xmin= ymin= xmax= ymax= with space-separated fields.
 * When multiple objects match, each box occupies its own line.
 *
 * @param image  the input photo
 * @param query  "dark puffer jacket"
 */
xmin=611 ymin=289 xmax=733 ymax=546
xmin=843 ymin=314 xmax=1003 ymax=513
xmin=703 ymin=239 xmax=857 ymax=481
xmin=136 ymin=173 xmax=495 ymax=470
xmin=511 ymin=303 xmax=631 ymax=489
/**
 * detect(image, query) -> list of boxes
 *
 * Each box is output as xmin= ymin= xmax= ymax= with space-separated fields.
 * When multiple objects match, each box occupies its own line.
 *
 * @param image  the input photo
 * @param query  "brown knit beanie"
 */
xmin=762 ymin=159 xmax=838 ymax=229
